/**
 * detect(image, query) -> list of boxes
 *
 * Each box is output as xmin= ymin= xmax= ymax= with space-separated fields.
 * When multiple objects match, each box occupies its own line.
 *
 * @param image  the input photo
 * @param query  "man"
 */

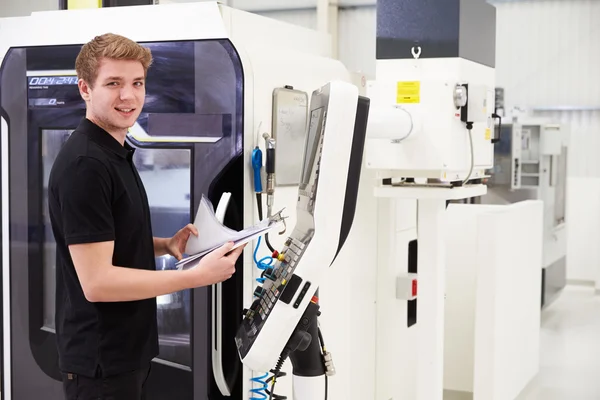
xmin=48 ymin=33 xmax=244 ymax=400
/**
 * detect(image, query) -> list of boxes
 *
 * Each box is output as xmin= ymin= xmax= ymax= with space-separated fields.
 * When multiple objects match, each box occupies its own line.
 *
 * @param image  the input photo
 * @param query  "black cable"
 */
xmin=256 ymin=192 xmax=276 ymax=253
xmin=317 ymin=326 xmax=325 ymax=349
xmin=267 ymin=355 xmax=287 ymax=400
xmin=265 ymin=233 xmax=276 ymax=253
xmin=256 ymin=192 xmax=263 ymax=221
xmin=267 ymin=380 xmax=287 ymax=400
xmin=317 ymin=326 xmax=329 ymax=400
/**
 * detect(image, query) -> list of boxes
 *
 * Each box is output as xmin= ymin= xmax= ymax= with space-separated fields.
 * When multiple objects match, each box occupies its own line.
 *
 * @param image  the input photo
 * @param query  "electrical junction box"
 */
xmin=461 ymin=83 xmax=492 ymax=124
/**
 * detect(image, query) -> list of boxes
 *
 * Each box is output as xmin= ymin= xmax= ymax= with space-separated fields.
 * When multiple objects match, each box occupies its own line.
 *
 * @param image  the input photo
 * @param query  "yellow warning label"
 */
xmin=67 ymin=0 xmax=101 ymax=9
xmin=396 ymin=81 xmax=420 ymax=104
xmin=485 ymin=128 xmax=491 ymax=140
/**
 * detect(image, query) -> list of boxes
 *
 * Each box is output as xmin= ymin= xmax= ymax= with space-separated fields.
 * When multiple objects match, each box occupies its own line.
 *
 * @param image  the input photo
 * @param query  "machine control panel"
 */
xmin=237 ymin=236 xmax=310 ymax=353
xmin=236 ymin=87 xmax=330 ymax=360
xmin=235 ymin=81 xmax=367 ymax=373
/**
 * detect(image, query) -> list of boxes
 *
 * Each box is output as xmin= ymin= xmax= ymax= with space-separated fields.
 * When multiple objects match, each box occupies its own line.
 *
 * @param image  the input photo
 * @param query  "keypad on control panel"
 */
xmin=244 ymin=235 xmax=309 ymax=333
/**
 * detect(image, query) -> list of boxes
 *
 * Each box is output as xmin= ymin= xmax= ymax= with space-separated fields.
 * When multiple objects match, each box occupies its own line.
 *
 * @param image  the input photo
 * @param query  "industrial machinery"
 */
xmin=0 ymin=1 xmax=502 ymax=399
xmin=0 ymin=3 xmax=379 ymax=399
xmin=365 ymin=1 xmax=497 ymax=399
xmin=483 ymin=109 xmax=569 ymax=308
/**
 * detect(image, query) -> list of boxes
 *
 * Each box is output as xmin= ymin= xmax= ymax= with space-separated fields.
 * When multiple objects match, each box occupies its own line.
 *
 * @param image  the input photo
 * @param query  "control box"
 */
xmin=460 ymin=84 xmax=492 ymax=124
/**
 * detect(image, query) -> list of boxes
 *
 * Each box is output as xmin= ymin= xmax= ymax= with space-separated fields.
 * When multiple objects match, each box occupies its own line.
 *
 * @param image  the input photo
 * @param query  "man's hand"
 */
xmin=164 ymin=224 xmax=199 ymax=261
xmin=154 ymin=224 xmax=199 ymax=260
xmin=189 ymin=242 xmax=246 ymax=287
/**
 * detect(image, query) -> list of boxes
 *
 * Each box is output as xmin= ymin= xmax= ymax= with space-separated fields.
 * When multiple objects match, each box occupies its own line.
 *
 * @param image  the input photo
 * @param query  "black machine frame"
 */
xmin=0 ymin=38 xmax=247 ymax=400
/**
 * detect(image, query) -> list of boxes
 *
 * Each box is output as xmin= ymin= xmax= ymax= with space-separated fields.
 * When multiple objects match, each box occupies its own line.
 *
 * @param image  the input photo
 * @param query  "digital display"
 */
xmin=300 ymin=107 xmax=324 ymax=187
xmin=28 ymin=76 xmax=78 ymax=86
xmin=27 ymin=75 xmax=83 ymax=108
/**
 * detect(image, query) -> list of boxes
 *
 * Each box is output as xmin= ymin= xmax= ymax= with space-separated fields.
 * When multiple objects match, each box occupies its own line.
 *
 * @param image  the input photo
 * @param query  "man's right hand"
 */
xmin=191 ymin=242 xmax=245 ymax=286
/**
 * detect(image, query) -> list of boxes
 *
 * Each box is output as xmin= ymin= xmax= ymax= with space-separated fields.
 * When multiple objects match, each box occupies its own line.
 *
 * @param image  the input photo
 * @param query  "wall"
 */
xmin=255 ymin=5 xmax=377 ymax=78
xmin=338 ymin=6 xmax=376 ymax=78
xmin=0 ymin=0 xmax=58 ymax=17
xmin=493 ymin=0 xmax=600 ymax=179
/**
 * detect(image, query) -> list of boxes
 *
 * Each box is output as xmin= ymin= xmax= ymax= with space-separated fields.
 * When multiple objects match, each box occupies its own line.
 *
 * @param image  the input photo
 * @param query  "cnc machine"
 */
xmin=0 ymin=3 xmax=377 ymax=400
xmin=483 ymin=109 xmax=569 ymax=308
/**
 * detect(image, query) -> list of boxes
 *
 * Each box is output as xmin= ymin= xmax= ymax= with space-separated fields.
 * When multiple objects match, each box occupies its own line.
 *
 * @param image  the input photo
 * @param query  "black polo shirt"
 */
xmin=48 ymin=118 xmax=159 ymax=378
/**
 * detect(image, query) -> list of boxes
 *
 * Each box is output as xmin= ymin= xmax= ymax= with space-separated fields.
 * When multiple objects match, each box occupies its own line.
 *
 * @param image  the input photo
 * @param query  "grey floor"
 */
xmin=516 ymin=284 xmax=600 ymax=400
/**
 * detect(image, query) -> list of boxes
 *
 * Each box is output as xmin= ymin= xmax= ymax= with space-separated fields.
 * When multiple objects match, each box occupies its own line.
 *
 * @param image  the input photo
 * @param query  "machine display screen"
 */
xmin=29 ymin=76 xmax=78 ymax=86
xmin=27 ymin=75 xmax=83 ymax=108
xmin=300 ymin=107 xmax=324 ymax=187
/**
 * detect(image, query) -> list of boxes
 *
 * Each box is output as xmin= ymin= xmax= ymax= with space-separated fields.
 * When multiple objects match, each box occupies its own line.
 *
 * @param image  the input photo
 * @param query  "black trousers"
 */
xmin=61 ymin=364 xmax=151 ymax=400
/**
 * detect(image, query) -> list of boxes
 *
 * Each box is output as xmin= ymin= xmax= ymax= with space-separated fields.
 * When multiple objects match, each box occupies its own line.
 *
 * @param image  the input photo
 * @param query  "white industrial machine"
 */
xmin=365 ymin=1 xmax=498 ymax=399
xmin=0 ymin=3 xmax=377 ymax=400
xmin=0 ymin=1 xmax=502 ymax=399
xmin=483 ymin=109 xmax=569 ymax=308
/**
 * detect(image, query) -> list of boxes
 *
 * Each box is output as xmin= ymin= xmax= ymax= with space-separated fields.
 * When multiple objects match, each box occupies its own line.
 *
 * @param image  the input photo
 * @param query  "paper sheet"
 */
xmin=175 ymin=195 xmax=283 ymax=270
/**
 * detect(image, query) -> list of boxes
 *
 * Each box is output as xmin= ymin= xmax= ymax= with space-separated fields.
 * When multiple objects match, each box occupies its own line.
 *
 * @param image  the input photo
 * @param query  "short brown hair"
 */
xmin=75 ymin=33 xmax=153 ymax=88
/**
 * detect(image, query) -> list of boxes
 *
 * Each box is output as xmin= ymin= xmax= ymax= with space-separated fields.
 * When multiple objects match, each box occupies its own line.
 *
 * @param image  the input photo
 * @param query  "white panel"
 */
xmin=319 ymin=167 xmax=379 ymax=400
xmin=565 ymin=177 xmax=600 ymax=287
xmin=0 ymin=0 xmax=57 ymax=17
xmin=339 ymin=7 xmax=376 ymax=78
xmin=492 ymin=0 xmax=600 ymax=177
xmin=376 ymin=197 xmax=418 ymax=400
xmin=474 ymin=201 xmax=542 ymax=400
xmin=445 ymin=201 xmax=543 ymax=399
xmin=255 ymin=9 xmax=317 ymax=30
xmin=444 ymin=205 xmax=480 ymax=392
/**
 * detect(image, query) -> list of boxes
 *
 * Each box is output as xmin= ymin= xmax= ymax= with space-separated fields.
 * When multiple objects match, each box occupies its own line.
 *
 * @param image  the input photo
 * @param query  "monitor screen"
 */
xmin=300 ymin=106 xmax=324 ymax=187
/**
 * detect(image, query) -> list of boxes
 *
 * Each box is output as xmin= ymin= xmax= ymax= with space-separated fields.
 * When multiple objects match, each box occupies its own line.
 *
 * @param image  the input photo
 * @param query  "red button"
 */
xmin=311 ymin=296 xmax=319 ymax=304
xmin=412 ymin=280 xmax=418 ymax=297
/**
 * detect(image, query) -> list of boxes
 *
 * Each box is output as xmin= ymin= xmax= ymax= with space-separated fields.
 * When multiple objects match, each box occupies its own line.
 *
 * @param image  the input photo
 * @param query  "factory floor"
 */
xmin=515 ymin=284 xmax=600 ymax=400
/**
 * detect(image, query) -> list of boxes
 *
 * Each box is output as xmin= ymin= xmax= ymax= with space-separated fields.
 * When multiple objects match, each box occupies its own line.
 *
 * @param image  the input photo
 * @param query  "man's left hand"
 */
xmin=166 ymin=224 xmax=199 ymax=261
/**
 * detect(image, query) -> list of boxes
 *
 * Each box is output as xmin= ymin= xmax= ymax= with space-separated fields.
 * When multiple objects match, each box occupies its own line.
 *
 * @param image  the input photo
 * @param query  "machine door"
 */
xmin=0 ymin=40 xmax=245 ymax=400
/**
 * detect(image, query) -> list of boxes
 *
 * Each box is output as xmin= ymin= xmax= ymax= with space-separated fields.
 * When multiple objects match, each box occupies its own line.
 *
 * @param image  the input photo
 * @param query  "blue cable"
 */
xmin=249 ymin=239 xmax=273 ymax=398
xmin=254 ymin=236 xmax=274 ymax=284
xmin=249 ymin=372 xmax=269 ymax=399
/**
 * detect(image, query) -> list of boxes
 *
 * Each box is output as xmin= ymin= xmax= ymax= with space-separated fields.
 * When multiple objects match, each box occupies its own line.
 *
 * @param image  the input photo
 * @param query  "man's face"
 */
xmin=79 ymin=58 xmax=146 ymax=134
